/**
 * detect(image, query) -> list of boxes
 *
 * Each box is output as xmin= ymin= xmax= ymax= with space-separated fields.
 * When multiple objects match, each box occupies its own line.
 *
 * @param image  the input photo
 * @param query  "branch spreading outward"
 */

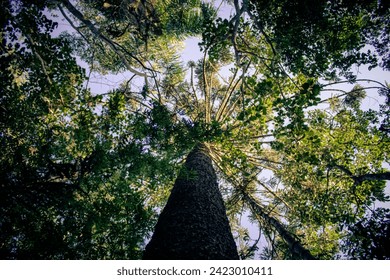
xmin=59 ymin=0 xmax=151 ymax=77
xmin=330 ymin=164 xmax=390 ymax=185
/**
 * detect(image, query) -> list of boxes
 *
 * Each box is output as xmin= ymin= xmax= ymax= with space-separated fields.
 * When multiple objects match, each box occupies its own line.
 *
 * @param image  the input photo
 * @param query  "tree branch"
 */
xmin=242 ymin=192 xmax=316 ymax=260
xmin=329 ymin=163 xmax=390 ymax=184
xmin=59 ymin=0 xmax=150 ymax=77
xmin=202 ymin=51 xmax=211 ymax=123
xmin=24 ymin=34 xmax=52 ymax=85
xmin=353 ymin=172 xmax=390 ymax=182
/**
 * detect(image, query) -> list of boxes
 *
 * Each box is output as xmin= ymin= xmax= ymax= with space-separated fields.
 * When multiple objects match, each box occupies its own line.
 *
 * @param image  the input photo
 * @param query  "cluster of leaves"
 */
xmin=248 ymin=0 xmax=390 ymax=77
xmin=196 ymin=0 xmax=389 ymax=139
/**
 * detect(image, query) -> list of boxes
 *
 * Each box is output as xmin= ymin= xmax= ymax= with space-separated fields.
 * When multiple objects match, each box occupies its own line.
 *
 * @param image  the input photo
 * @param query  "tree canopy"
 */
xmin=1 ymin=0 xmax=389 ymax=259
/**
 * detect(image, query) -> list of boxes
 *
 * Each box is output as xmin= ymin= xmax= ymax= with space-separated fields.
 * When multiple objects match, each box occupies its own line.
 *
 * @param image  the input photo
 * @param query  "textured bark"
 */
xmin=143 ymin=144 xmax=239 ymax=259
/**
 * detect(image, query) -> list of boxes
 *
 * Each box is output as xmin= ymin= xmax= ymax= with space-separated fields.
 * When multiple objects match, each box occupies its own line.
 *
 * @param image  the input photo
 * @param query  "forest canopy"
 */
xmin=1 ymin=0 xmax=389 ymax=259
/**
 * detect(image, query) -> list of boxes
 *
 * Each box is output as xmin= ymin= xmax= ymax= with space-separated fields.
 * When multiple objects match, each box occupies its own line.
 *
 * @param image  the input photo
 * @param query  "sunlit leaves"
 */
xmin=275 ymin=104 xmax=389 ymax=249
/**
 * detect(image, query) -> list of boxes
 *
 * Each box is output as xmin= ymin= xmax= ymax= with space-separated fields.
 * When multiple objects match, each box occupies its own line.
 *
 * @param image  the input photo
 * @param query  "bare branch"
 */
xmin=215 ymin=68 xmax=239 ymax=121
xmin=202 ymin=51 xmax=211 ymax=123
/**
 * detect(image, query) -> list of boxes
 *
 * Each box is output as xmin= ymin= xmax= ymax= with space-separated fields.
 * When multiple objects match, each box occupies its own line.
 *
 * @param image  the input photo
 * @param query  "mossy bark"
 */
xmin=143 ymin=144 xmax=239 ymax=259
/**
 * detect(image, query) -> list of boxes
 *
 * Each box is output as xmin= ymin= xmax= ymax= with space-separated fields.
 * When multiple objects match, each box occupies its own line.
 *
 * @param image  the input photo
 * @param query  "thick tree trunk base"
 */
xmin=143 ymin=144 xmax=239 ymax=260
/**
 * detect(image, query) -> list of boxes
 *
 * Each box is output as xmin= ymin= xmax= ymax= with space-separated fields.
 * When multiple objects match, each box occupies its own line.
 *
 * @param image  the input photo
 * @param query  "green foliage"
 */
xmin=1 ymin=0 xmax=389 ymax=260
xmin=0 ymin=0 xmax=181 ymax=259
xmin=378 ymin=83 xmax=390 ymax=137
xmin=269 ymin=101 xmax=389 ymax=257
xmin=343 ymin=84 xmax=367 ymax=108
xmin=249 ymin=0 xmax=389 ymax=77
xmin=62 ymin=0 xmax=216 ymax=75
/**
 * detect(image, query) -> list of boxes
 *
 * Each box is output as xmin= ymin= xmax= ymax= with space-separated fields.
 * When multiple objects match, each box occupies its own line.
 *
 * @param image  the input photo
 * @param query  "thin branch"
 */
xmin=215 ymin=68 xmax=240 ymax=121
xmin=24 ymin=34 xmax=52 ymax=85
xmin=202 ymin=50 xmax=211 ymax=123
xmin=319 ymin=86 xmax=384 ymax=104
xmin=255 ymin=179 xmax=291 ymax=210
xmin=220 ymin=62 xmax=252 ymax=123
xmin=57 ymin=4 xmax=90 ymax=45
xmin=241 ymin=228 xmax=262 ymax=259
xmin=322 ymin=79 xmax=387 ymax=89
xmin=246 ymin=8 xmax=277 ymax=58
xmin=59 ymin=0 xmax=149 ymax=77
xmin=232 ymin=0 xmax=246 ymax=64
xmin=189 ymin=64 xmax=200 ymax=111
xmin=99 ymin=90 xmax=153 ymax=110
xmin=242 ymin=192 xmax=316 ymax=260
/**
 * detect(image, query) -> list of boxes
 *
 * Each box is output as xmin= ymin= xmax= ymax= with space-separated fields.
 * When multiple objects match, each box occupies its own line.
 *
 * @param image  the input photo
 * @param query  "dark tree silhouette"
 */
xmin=143 ymin=143 xmax=239 ymax=259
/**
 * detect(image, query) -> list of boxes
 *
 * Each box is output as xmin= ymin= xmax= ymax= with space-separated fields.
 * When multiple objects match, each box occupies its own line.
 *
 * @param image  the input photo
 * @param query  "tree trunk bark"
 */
xmin=143 ymin=143 xmax=239 ymax=259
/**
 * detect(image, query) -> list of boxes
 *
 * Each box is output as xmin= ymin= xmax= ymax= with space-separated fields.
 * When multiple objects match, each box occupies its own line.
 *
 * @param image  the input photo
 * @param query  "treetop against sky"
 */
xmin=1 ymin=0 xmax=389 ymax=259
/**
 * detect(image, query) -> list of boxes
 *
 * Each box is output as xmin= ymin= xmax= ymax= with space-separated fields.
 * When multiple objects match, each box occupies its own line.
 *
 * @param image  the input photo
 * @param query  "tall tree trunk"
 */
xmin=143 ymin=143 xmax=239 ymax=259
xmin=242 ymin=192 xmax=315 ymax=260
